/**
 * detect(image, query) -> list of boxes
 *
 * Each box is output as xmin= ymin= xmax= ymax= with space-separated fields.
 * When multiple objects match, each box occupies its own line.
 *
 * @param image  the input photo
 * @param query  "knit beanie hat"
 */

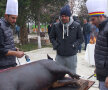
xmin=60 ymin=5 xmax=71 ymax=17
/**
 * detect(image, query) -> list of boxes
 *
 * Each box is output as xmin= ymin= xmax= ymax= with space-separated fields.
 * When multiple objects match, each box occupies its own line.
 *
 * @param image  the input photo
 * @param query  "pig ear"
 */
xmin=47 ymin=54 xmax=53 ymax=60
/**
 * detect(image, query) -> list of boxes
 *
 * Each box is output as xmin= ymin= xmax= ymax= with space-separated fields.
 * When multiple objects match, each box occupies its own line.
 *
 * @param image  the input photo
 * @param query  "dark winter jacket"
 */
xmin=49 ymin=20 xmax=83 ymax=56
xmin=95 ymin=18 xmax=108 ymax=81
xmin=0 ymin=18 xmax=17 ymax=67
xmin=48 ymin=24 xmax=52 ymax=36
xmin=83 ymin=23 xmax=91 ymax=35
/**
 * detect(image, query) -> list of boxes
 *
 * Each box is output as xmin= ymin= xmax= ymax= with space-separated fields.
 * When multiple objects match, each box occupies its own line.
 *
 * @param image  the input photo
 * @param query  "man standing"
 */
xmin=86 ymin=0 xmax=108 ymax=90
xmin=83 ymin=18 xmax=91 ymax=50
xmin=55 ymin=17 xmax=60 ymax=23
xmin=48 ymin=23 xmax=52 ymax=36
xmin=15 ymin=25 xmax=20 ymax=39
xmin=50 ymin=5 xmax=83 ymax=73
xmin=0 ymin=0 xmax=24 ymax=69
xmin=48 ymin=17 xmax=59 ymax=36
xmin=73 ymin=16 xmax=82 ymax=53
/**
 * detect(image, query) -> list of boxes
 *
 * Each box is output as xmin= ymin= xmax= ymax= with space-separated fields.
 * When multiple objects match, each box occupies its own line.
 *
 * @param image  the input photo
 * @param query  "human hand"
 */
xmin=94 ymin=68 xmax=96 ymax=73
xmin=15 ymin=51 xmax=24 ymax=58
xmin=105 ymin=77 xmax=108 ymax=88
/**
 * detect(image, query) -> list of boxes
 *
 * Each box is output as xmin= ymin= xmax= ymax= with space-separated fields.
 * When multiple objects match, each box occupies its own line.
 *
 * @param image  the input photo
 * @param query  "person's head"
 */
xmin=90 ymin=15 xmax=106 ymax=27
xmin=55 ymin=17 xmax=59 ymax=23
xmin=86 ymin=0 xmax=107 ymax=27
xmin=5 ymin=0 xmax=18 ymax=26
xmin=83 ymin=19 xmax=88 ymax=24
xmin=60 ymin=5 xmax=71 ymax=24
xmin=5 ymin=14 xmax=18 ymax=26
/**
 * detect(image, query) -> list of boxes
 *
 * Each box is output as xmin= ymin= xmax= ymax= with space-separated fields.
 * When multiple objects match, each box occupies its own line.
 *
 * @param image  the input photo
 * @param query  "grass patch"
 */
xmin=16 ymin=43 xmax=53 ymax=52
xmin=16 ymin=43 xmax=38 ymax=52
xmin=42 ymin=44 xmax=52 ymax=48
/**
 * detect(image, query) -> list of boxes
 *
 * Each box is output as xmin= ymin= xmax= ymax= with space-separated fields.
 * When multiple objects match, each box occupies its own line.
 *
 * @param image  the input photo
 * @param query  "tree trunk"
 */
xmin=28 ymin=22 xmax=30 ymax=33
xmin=45 ymin=22 xmax=47 ymax=32
xmin=20 ymin=24 xmax=28 ymax=45
xmin=35 ymin=20 xmax=37 ymax=33
xmin=37 ymin=15 xmax=41 ymax=49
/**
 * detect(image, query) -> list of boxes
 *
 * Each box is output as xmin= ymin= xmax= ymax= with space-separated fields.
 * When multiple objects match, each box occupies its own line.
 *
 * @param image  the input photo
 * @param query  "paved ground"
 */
xmin=17 ymin=47 xmax=99 ymax=90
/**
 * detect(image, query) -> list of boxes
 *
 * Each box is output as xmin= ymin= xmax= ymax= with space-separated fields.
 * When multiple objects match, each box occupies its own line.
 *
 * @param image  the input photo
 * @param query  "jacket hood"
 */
xmin=61 ymin=16 xmax=73 ymax=39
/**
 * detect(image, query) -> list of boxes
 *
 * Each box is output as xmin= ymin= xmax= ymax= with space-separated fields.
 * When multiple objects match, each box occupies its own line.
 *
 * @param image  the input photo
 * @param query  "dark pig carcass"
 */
xmin=0 ymin=59 xmax=80 ymax=90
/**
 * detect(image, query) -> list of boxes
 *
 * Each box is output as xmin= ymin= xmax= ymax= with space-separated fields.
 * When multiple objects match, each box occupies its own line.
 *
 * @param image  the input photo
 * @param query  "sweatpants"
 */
xmin=55 ymin=54 xmax=77 ymax=74
xmin=99 ymin=81 xmax=108 ymax=90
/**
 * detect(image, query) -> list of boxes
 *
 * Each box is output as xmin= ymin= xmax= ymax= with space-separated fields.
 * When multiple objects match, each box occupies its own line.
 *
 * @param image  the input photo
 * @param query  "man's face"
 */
xmin=83 ymin=19 xmax=87 ymax=24
xmin=61 ymin=15 xmax=69 ymax=24
xmin=56 ymin=19 xmax=59 ymax=23
xmin=5 ymin=15 xmax=18 ymax=26
xmin=90 ymin=16 xmax=101 ymax=27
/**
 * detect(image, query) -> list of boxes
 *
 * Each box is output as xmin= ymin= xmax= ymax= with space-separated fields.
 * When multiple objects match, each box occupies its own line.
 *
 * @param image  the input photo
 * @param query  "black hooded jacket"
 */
xmin=49 ymin=21 xmax=83 ymax=56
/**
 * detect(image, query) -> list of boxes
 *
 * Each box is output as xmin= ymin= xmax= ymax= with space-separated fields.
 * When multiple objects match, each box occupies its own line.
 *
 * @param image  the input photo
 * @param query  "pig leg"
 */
xmin=40 ymin=60 xmax=80 ymax=79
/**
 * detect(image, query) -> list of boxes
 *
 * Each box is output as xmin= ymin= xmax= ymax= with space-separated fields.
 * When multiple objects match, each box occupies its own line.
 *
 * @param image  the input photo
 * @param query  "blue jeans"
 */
xmin=84 ymin=34 xmax=90 ymax=50
xmin=99 ymin=81 xmax=108 ymax=90
xmin=78 ymin=44 xmax=82 ymax=52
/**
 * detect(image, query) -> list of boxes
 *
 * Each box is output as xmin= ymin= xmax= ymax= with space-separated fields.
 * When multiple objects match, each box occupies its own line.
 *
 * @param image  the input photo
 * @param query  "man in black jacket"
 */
xmin=86 ymin=0 xmax=108 ymax=90
xmin=83 ymin=18 xmax=91 ymax=50
xmin=48 ymin=23 xmax=52 ymax=36
xmin=49 ymin=5 xmax=83 ymax=74
xmin=0 ymin=0 xmax=24 ymax=69
xmin=73 ymin=16 xmax=82 ymax=53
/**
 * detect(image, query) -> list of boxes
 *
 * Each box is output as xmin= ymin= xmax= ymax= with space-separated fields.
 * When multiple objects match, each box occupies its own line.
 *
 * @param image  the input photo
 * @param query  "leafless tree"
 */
xmin=77 ymin=0 xmax=88 ymax=18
